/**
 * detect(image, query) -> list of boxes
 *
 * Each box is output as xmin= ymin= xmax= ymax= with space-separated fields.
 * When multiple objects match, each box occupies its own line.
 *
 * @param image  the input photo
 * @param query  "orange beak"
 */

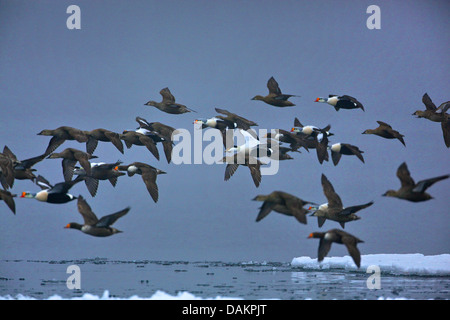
xmin=314 ymin=98 xmax=320 ymax=102
xmin=64 ymin=223 xmax=71 ymax=229
xmin=20 ymin=192 xmax=26 ymax=198
xmin=290 ymin=128 xmax=295 ymax=132
xmin=307 ymin=233 xmax=313 ymax=238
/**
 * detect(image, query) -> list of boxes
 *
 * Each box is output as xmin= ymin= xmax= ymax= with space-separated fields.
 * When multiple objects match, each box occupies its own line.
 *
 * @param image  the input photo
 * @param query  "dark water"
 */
xmin=0 ymin=259 xmax=449 ymax=300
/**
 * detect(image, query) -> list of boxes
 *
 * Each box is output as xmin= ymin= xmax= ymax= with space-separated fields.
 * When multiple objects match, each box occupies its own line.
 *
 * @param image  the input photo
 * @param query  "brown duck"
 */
xmin=413 ymin=93 xmax=450 ymax=148
xmin=251 ymin=77 xmax=300 ymax=107
xmin=37 ymin=126 xmax=89 ymax=156
xmin=252 ymin=191 xmax=315 ymax=224
xmin=65 ymin=195 xmax=130 ymax=237
xmin=119 ymin=130 xmax=160 ymax=161
xmin=362 ymin=121 xmax=406 ymax=146
xmin=83 ymin=128 xmax=124 ymax=154
xmin=308 ymin=229 xmax=364 ymax=268
xmin=2 ymin=146 xmax=46 ymax=183
xmin=382 ymin=162 xmax=449 ymax=202
xmin=144 ymin=87 xmax=195 ymax=114
xmin=47 ymin=148 xmax=98 ymax=182
xmin=116 ymin=162 xmax=166 ymax=203
xmin=310 ymin=174 xmax=374 ymax=228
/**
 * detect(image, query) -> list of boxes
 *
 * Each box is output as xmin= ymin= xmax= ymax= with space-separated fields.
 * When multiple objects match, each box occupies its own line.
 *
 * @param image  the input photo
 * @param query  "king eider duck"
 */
xmin=20 ymin=175 xmax=85 ymax=204
xmin=362 ymin=121 xmax=406 ymax=146
xmin=315 ymin=95 xmax=364 ymax=111
xmin=309 ymin=174 xmax=374 ymax=229
xmin=47 ymin=148 xmax=98 ymax=182
xmin=37 ymin=126 xmax=89 ymax=156
xmin=308 ymin=229 xmax=364 ymax=268
xmin=64 ymin=195 xmax=130 ymax=237
xmin=330 ymin=143 xmax=365 ymax=166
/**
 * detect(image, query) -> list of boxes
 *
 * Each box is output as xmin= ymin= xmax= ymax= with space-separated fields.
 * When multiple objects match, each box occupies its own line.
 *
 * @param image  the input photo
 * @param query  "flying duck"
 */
xmin=315 ymin=95 xmax=365 ymax=111
xmin=144 ymin=87 xmax=195 ymax=114
xmin=290 ymin=119 xmax=331 ymax=164
xmin=220 ymin=154 xmax=264 ymax=188
xmin=119 ymin=130 xmax=160 ymax=161
xmin=362 ymin=121 xmax=406 ymax=146
xmin=65 ymin=195 xmax=130 ymax=237
xmin=0 ymin=189 xmax=16 ymax=214
xmin=413 ymin=93 xmax=450 ymax=148
xmin=251 ymin=77 xmax=300 ymax=107
xmin=47 ymin=148 xmax=98 ymax=182
xmin=116 ymin=162 xmax=166 ymax=203
xmin=310 ymin=174 xmax=374 ymax=228
xmin=37 ymin=126 xmax=89 ymax=156
xmin=73 ymin=161 xmax=125 ymax=197
xmin=265 ymin=129 xmax=309 ymax=152
xmin=21 ymin=175 xmax=84 ymax=204
xmin=83 ymin=128 xmax=124 ymax=155
xmin=135 ymin=117 xmax=178 ymax=163
xmin=330 ymin=143 xmax=365 ymax=166
xmin=215 ymin=108 xmax=258 ymax=130
xmin=308 ymin=229 xmax=364 ymax=268
xmin=2 ymin=146 xmax=46 ymax=183
xmin=382 ymin=162 xmax=449 ymax=202
xmin=225 ymin=129 xmax=274 ymax=159
xmin=252 ymin=191 xmax=315 ymax=224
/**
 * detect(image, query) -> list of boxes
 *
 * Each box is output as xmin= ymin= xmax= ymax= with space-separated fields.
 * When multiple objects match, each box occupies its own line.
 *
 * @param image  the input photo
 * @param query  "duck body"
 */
xmin=144 ymin=87 xmax=194 ymax=114
xmin=73 ymin=161 xmax=125 ymax=197
xmin=47 ymin=148 xmax=97 ymax=182
xmin=330 ymin=143 xmax=364 ymax=165
xmin=37 ymin=126 xmax=89 ymax=156
xmin=362 ymin=121 xmax=406 ymax=146
xmin=413 ymin=93 xmax=450 ymax=147
xmin=252 ymin=77 xmax=299 ymax=107
xmin=382 ymin=162 xmax=449 ymax=202
xmin=252 ymin=191 xmax=314 ymax=224
xmin=21 ymin=175 xmax=84 ymax=204
xmin=116 ymin=162 xmax=166 ymax=203
xmin=119 ymin=130 xmax=160 ymax=160
xmin=315 ymin=95 xmax=364 ymax=111
xmin=308 ymin=228 xmax=364 ymax=268
xmin=83 ymin=128 xmax=124 ymax=154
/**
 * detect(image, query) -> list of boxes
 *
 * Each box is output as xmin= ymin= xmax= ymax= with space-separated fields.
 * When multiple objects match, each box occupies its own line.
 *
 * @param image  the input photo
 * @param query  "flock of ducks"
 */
xmin=1 ymin=76 xmax=449 ymax=268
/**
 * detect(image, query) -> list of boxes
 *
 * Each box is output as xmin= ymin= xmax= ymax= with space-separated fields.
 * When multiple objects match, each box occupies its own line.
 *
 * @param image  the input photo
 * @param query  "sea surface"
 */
xmin=1 ymin=254 xmax=449 ymax=300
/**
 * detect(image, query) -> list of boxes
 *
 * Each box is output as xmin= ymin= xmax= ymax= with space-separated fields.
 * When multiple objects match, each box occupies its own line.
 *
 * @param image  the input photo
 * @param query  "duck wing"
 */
xmin=339 ymin=201 xmax=374 ymax=215
xmin=0 ymin=189 xmax=16 ymax=214
xmin=140 ymin=169 xmax=159 ymax=203
xmin=248 ymin=163 xmax=262 ymax=188
xmin=62 ymin=158 xmax=77 ymax=182
xmin=96 ymin=207 xmax=130 ymax=228
xmin=317 ymin=238 xmax=333 ymax=262
xmin=422 ymin=93 xmax=437 ymax=111
xmin=138 ymin=134 xmax=160 ymax=161
xmin=341 ymin=235 xmax=363 ymax=268
xmin=160 ymin=87 xmax=176 ymax=103
xmin=267 ymin=76 xmax=281 ymax=95
xmin=255 ymin=202 xmax=276 ymax=222
xmin=396 ymin=162 xmax=416 ymax=188
xmin=413 ymin=174 xmax=449 ymax=193
xmin=321 ymin=174 xmax=343 ymax=209
xmin=77 ymin=196 xmax=99 ymax=226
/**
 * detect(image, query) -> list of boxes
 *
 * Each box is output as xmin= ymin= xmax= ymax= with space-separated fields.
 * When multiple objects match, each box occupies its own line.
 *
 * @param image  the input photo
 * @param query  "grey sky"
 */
xmin=1 ymin=0 xmax=449 ymax=262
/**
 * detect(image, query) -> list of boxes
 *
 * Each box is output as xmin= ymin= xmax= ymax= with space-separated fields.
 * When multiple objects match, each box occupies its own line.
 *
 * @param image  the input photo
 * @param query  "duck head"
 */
xmin=251 ymin=95 xmax=265 ymax=101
